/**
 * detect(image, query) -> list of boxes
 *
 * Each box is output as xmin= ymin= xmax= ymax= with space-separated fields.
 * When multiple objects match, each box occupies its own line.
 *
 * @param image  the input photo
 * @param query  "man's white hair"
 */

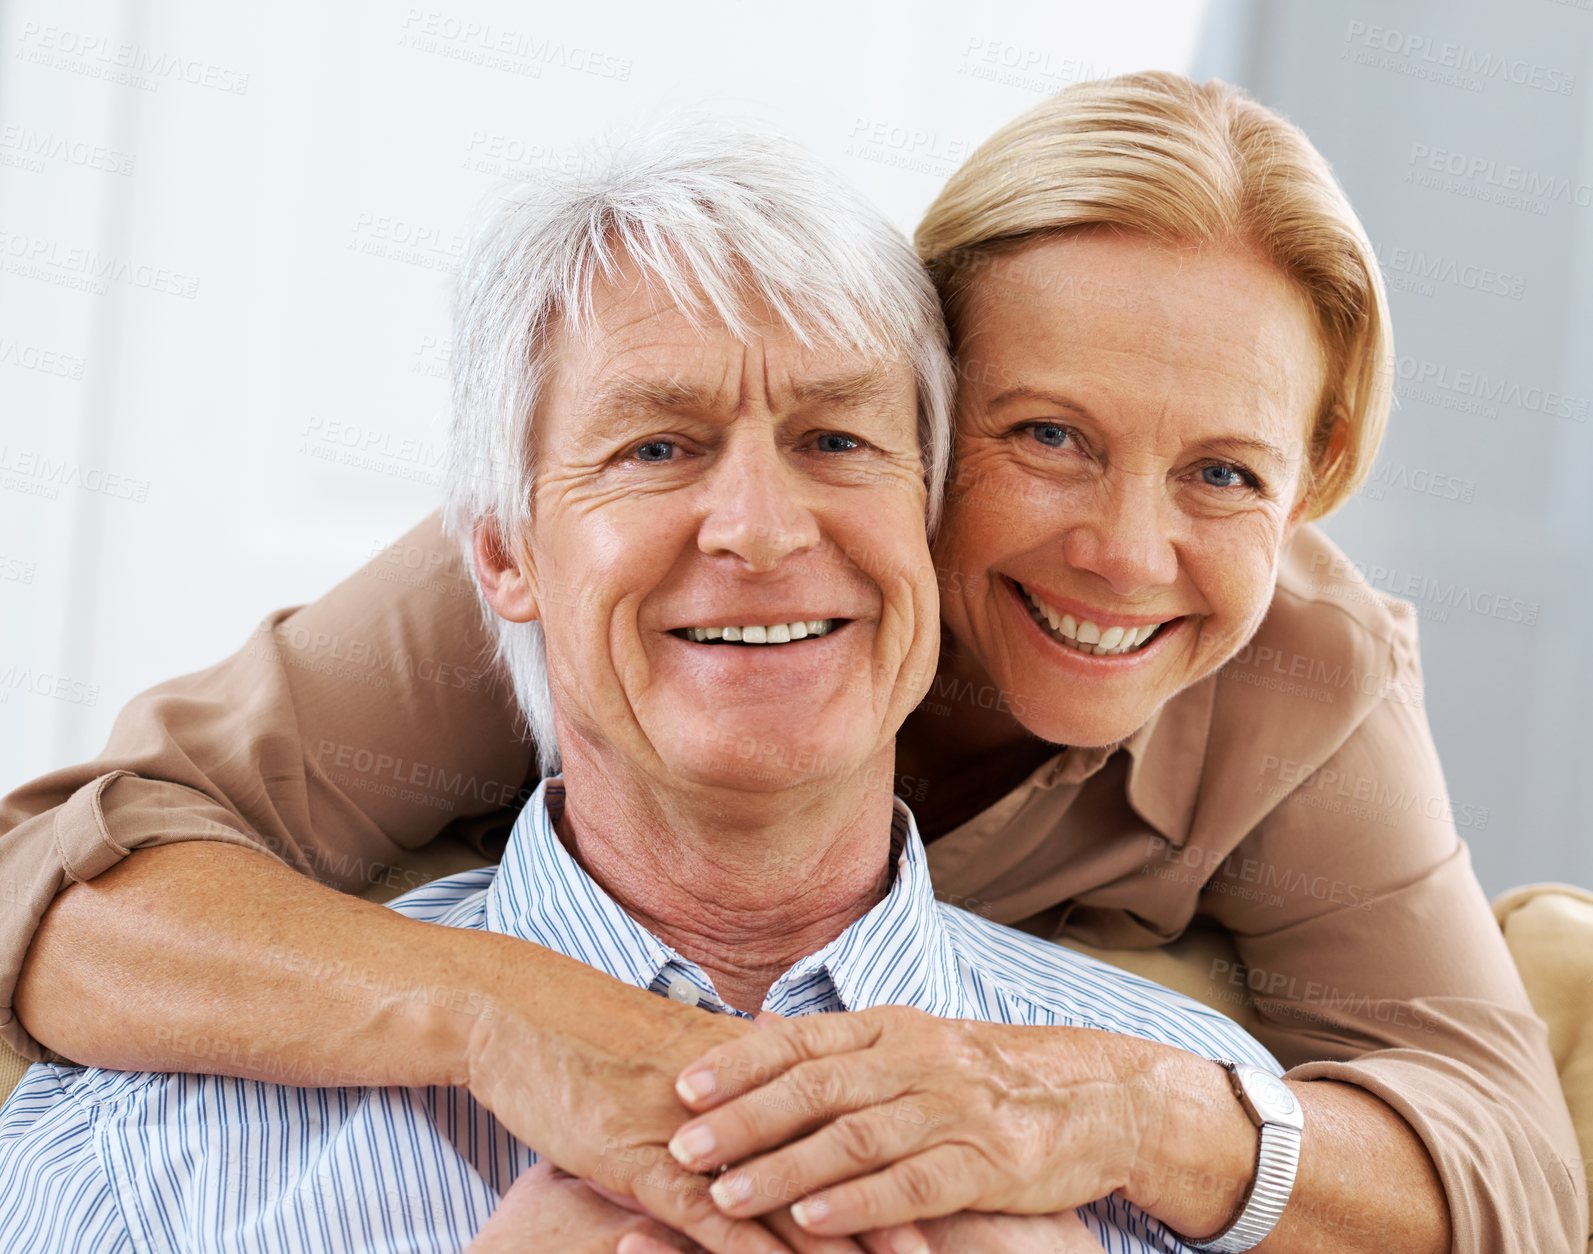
xmin=443 ymin=120 xmax=954 ymax=775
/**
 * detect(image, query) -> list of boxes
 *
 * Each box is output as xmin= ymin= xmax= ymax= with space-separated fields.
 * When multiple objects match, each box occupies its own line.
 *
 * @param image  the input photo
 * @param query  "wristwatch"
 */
xmin=1185 ymin=1062 xmax=1304 ymax=1253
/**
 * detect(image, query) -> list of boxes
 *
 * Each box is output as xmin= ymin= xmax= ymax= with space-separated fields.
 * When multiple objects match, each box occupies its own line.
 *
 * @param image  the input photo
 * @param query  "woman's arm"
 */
xmin=0 ymin=511 xmax=527 ymax=1063
xmin=16 ymin=838 xmax=863 ymax=1254
xmin=1200 ymin=612 xmax=1585 ymax=1251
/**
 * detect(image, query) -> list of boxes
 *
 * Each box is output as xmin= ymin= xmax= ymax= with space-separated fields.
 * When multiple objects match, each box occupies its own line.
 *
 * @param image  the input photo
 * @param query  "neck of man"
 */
xmin=551 ymin=737 xmax=898 ymax=1015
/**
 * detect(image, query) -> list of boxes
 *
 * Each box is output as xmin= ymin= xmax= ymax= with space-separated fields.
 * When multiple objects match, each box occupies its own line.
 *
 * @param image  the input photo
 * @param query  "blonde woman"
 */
xmin=3 ymin=74 xmax=1581 ymax=1253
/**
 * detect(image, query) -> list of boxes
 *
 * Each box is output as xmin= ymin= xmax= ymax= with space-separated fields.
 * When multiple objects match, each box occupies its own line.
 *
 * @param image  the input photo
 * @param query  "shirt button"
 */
xmin=665 ymin=974 xmax=701 ymax=1007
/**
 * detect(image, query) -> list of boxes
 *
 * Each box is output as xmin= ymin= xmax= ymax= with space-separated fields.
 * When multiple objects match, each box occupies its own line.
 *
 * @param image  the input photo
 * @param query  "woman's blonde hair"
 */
xmin=916 ymin=71 xmax=1391 ymax=519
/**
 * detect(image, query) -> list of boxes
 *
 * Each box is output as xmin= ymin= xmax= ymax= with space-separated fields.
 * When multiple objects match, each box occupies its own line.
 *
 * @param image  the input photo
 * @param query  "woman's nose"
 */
xmin=1060 ymin=473 xmax=1179 ymax=597
xmin=696 ymin=434 xmax=821 ymax=571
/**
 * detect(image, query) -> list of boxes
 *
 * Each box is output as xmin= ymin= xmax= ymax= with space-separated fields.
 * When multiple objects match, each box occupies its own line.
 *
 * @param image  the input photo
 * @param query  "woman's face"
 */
xmin=933 ymin=230 xmax=1328 ymax=748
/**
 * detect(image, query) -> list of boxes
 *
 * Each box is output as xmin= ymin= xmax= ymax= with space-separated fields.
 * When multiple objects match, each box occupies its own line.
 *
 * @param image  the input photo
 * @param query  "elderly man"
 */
xmin=0 ymin=126 xmax=1278 ymax=1253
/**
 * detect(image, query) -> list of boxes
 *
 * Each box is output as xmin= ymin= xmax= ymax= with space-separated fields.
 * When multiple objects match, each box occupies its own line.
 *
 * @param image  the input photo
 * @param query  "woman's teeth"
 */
xmin=680 ymin=619 xmax=835 ymax=645
xmin=1018 ymin=585 xmax=1164 ymax=657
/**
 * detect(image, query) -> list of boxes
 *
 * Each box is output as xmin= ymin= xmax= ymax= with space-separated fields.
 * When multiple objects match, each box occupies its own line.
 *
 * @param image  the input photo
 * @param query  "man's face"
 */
xmin=488 ymin=258 xmax=938 ymax=794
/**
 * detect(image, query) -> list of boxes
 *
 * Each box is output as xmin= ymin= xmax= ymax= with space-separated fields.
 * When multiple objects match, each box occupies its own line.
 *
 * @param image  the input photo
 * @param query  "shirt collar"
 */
xmin=1027 ymin=671 xmax=1215 ymax=850
xmin=483 ymin=779 xmax=967 ymax=1018
xmin=483 ymin=778 xmax=676 ymax=992
xmin=1119 ymin=671 xmax=1217 ymax=848
xmin=777 ymin=800 xmax=967 ymax=1019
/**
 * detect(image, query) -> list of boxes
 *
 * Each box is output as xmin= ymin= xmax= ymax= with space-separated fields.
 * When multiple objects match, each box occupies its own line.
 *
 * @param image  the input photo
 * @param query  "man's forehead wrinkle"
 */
xmin=789 ymin=366 xmax=903 ymax=409
xmin=576 ymin=372 xmax=734 ymax=422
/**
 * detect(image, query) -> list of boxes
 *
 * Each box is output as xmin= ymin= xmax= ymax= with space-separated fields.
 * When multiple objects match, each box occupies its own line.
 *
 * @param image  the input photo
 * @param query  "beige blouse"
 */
xmin=0 ymin=512 xmax=1583 ymax=1251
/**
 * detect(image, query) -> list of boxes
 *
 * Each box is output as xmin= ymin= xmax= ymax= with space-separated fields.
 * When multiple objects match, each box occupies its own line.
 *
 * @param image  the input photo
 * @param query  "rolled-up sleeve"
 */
xmin=1206 ymin=615 xmax=1587 ymax=1251
xmin=0 ymin=511 xmax=531 ymax=1062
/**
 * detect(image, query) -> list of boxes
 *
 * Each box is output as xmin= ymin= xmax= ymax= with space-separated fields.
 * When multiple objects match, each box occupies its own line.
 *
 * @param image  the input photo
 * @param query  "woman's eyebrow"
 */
xmin=984 ymin=385 xmax=1092 ymax=417
xmin=1191 ymin=435 xmax=1293 ymax=466
xmin=986 ymin=386 xmax=1294 ymax=466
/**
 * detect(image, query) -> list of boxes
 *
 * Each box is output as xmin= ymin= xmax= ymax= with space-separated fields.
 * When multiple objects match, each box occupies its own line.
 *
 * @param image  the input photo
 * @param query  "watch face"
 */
xmin=1242 ymin=1068 xmax=1300 ymax=1123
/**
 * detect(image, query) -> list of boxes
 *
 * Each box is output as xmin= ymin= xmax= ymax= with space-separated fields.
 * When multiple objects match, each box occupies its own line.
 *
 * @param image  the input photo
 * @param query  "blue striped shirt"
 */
xmin=0 ymin=779 xmax=1278 ymax=1252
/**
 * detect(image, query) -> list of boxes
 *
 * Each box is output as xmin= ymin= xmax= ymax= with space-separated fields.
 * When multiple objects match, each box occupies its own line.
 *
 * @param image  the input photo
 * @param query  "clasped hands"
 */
xmin=466 ymin=999 xmax=1164 ymax=1252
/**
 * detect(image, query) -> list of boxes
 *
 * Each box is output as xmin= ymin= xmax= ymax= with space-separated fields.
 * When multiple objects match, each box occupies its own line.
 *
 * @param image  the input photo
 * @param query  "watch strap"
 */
xmin=1187 ymin=1120 xmax=1303 ymax=1252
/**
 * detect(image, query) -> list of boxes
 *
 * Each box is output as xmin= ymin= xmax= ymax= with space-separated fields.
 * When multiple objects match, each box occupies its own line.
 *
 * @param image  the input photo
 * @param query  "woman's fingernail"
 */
xmin=676 ymin=1069 xmax=716 ymax=1103
xmin=667 ymin=1123 xmax=716 ymax=1165
xmin=791 ymin=1197 xmax=829 ymax=1228
xmin=889 ymin=1232 xmax=929 ymax=1254
xmin=710 ymin=1172 xmax=753 ymax=1209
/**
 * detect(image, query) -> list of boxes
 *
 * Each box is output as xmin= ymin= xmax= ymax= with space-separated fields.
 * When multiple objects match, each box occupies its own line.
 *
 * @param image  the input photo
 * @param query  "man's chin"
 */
xmin=657 ymin=729 xmax=874 ymax=796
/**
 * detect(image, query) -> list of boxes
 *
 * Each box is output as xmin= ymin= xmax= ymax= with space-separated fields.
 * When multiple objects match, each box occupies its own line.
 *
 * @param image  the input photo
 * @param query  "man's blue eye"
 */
xmin=1029 ymin=423 xmax=1069 ymax=448
xmin=816 ymin=433 xmax=859 ymax=453
xmin=635 ymin=441 xmax=675 ymax=462
xmin=1200 ymin=463 xmax=1252 ymax=489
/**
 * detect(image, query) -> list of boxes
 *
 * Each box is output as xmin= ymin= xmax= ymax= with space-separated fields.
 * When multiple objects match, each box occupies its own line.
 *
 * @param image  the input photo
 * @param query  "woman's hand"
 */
xmin=664 ymin=1007 xmax=1163 ymax=1234
xmin=464 ymin=969 xmax=928 ymax=1254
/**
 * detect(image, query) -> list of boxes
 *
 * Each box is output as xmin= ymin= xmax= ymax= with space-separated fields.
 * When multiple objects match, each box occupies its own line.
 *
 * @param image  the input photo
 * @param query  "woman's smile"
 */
xmin=1007 ymin=577 xmax=1182 ymax=659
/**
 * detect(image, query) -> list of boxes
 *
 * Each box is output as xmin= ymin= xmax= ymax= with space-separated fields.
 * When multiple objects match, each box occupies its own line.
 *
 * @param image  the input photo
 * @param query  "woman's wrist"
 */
xmin=1117 ymin=1046 xmax=1259 ymax=1239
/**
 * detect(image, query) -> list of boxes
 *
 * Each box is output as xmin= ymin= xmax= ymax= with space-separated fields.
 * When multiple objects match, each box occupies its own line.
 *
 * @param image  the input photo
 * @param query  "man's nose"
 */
xmin=696 ymin=431 xmax=822 ymax=571
xmin=1059 ymin=471 xmax=1180 ymax=597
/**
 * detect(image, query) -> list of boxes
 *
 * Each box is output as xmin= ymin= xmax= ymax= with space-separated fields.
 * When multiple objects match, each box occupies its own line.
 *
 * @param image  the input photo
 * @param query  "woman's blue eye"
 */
xmin=1200 ymin=463 xmax=1254 ymax=489
xmin=634 ymin=441 xmax=675 ymax=462
xmin=815 ymin=433 xmax=860 ymax=453
xmin=1028 ymin=423 xmax=1070 ymax=449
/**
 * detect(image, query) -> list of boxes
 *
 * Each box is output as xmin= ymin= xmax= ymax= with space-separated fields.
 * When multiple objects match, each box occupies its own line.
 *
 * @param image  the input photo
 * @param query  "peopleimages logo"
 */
xmin=0 ymin=126 xmax=136 ymax=175
xmin=1372 ymin=242 xmax=1524 ymax=300
xmin=1394 ymin=354 xmax=1589 ymax=424
xmin=0 ymin=228 xmax=200 ymax=299
xmin=1407 ymin=144 xmax=1593 ymax=211
xmin=15 ymin=22 xmax=250 ymax=95
xmin=1342 ymin=20 xmax=1576 ymax=95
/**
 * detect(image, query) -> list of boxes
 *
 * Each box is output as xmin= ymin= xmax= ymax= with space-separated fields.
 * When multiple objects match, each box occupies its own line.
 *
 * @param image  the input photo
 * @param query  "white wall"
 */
xmin=6 ymin=0 xmax=1586 ymax=896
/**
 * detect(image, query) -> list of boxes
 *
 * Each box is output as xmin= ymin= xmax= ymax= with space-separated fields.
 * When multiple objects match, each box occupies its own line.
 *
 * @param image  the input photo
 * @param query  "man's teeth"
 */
xmin=683 ymin=619 xmax=835 ymax=645
xmin=1019 ymin=586 xmax=1163 ymax=657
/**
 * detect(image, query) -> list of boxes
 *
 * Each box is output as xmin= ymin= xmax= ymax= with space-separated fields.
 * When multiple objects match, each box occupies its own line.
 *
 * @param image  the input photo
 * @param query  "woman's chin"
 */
xmin=1001 ymin=692 xmax=1152 ymax=751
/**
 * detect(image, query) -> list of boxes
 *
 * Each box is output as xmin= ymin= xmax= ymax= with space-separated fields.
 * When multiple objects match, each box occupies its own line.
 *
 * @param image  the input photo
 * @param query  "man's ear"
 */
xmin=473 ymin=521 xmax=540 ymax=623
xmin=1288 ymin=407 xmax=1351 ymax=532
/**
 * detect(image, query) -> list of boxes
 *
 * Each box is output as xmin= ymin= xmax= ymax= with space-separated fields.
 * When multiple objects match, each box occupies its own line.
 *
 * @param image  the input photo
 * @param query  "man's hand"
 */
xmin=917 ymin=1211 xmax=1102 ymax=1253
xmin=467 ymin=1162 xmax=695 ymax=1252
xmin=622 ymin=1210 xmax=1103 ymax=1254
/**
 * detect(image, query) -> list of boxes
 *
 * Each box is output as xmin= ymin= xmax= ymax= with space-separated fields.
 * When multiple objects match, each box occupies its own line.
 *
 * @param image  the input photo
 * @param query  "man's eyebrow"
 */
xmin=790 ymin=367 xmax=902 ymax=409
xmin=580 ymin=368 xmax=902 ymax=419
xmin=578 ymin=375 xmax=727 ymax=420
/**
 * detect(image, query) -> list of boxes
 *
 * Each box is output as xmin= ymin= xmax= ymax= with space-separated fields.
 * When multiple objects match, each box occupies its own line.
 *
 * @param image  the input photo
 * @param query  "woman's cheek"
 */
xmin=1193 ymin=521 xmax=1286 ymax=645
